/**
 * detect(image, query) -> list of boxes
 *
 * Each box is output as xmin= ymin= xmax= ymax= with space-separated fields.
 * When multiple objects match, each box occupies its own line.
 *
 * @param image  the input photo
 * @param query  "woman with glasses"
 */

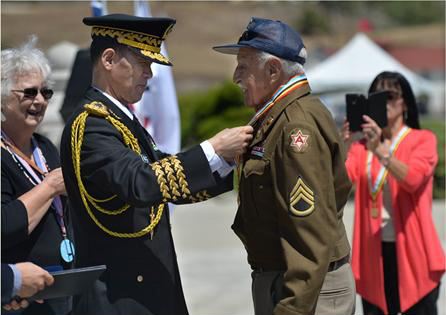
xmin=341 ymin=71 xmax=444 ymax=315
xmin=1 ymin=37 xmax=72 ymax=315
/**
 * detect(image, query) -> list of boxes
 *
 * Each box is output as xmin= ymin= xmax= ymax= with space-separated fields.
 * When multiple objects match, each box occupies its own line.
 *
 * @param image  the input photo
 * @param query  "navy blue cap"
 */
xmin=83 ymin=14 xmax=175 ymax=66
xmin=213 ymin=17 xmax=306 ymax=64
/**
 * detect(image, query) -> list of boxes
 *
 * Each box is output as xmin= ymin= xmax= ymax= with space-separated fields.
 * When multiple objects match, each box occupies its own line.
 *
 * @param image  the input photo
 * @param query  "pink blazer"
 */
xmin=345 ymin=128 xmax=445 ymax=313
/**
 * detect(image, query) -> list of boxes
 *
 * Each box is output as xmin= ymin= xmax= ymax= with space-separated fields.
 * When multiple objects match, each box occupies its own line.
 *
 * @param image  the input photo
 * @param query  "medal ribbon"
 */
xmin=248 ymin=73 xmax=309 ymax=127
xmin=366 ymin=126 xmax=411 ymax=200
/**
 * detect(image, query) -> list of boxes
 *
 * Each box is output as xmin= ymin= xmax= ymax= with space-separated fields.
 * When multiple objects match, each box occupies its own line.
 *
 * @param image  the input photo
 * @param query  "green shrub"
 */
xmin=370 ymin=2 xmax=445 ymax=25
xmin=178 ymin=80 xmax=253 ymax=148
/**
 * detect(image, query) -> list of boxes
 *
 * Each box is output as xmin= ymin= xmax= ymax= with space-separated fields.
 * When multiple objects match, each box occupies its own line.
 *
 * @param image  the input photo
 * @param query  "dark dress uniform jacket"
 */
xmin=233 ymin=84 xmax=352 ymax=315
xmin=1 ymin=263 xmax=14 ymax=304
xmin=2 ymin=134 xmax=72 ymax=315
xmin=60 ymin=88 xmax=232 ymax=315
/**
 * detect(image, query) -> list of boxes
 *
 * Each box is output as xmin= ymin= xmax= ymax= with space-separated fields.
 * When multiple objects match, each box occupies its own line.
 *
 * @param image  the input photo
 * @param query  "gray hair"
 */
xmin=257 ymin=48 xmax=307 ymax=77
xmin=1 ymin=35 xmax=52 ymax=106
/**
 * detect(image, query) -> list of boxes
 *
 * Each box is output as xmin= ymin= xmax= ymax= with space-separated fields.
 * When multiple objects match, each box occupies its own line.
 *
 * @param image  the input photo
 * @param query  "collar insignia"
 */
xmin=141 ymin=154 xmax=149 ymax=164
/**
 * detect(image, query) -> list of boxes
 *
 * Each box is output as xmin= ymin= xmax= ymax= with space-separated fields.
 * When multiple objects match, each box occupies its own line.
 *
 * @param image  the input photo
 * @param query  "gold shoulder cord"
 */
xmin=71 ymin=101 xmax=164 ymax=238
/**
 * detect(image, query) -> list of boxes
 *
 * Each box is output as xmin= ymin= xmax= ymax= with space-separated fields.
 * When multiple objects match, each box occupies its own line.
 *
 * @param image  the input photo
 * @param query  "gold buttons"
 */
xmin=136 ymin=275 xmax=144 ymax=282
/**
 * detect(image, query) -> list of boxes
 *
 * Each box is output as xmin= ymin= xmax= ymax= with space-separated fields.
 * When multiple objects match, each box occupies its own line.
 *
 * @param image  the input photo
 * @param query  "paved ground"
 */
xmin=172 ymin=192 xmax=445 ymax=315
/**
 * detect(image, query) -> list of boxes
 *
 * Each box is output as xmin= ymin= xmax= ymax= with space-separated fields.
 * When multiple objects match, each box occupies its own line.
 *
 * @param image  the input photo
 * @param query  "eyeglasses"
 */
xmin=11 ymin=87 xmax=54 ymax=100
xmin=386 ymin=91 xmax=402 ymax=102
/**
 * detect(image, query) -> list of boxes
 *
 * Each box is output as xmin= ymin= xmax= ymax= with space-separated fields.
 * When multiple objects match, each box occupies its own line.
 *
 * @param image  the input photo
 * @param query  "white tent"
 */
xmin=306 ymin=33 xmax=433 ymax=96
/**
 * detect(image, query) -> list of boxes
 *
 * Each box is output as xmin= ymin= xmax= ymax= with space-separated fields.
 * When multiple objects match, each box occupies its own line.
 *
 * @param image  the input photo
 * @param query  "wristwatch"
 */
xmin=379 ymin=154 xmax=391 ymax=167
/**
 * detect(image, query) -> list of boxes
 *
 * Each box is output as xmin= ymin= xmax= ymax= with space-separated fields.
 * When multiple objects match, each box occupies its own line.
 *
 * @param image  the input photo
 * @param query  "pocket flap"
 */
xmin=243 ymin=159 xmax=269 ymax=177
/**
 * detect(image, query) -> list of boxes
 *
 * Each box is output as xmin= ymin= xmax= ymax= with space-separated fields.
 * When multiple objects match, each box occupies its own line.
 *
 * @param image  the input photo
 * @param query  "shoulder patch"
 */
xmin=289 ymin=128 xmax=310 ymax=153
xmin=289 ymin=177 xmax=315 ymax=217
xmin=84 ymin=101 xmax=110 ymax=118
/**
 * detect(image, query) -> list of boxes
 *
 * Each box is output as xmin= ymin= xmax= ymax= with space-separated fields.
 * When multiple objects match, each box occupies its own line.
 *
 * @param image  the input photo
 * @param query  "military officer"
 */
xmin=213 ymin=18 xmax=355 ymax=315
xmin=60 ymin=14 xmax=253 ymax=315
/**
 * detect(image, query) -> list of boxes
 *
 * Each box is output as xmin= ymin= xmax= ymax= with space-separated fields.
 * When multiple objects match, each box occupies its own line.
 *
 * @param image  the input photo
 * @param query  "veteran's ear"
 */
xmin=268 ymin=57 xmax=282 ymax=84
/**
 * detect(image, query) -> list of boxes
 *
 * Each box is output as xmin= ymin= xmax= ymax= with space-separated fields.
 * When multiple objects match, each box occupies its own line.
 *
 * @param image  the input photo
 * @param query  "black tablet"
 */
xmin=367 ymin=91 xmax=388 ymax=129
xmin=346 ymin=94 xmax=366 ymax=132
xmin=31 ymin=265 xmax=106 ymax=300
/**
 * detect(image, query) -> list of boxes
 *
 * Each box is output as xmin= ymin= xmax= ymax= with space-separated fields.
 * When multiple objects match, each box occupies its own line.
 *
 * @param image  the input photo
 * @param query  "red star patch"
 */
xmin=290 ymin=130 xmax=309 ymax=152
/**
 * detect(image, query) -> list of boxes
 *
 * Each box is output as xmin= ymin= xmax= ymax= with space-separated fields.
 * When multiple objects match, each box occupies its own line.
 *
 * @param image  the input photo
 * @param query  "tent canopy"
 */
xmin=306 ymin=33 xmax=433 ymax=96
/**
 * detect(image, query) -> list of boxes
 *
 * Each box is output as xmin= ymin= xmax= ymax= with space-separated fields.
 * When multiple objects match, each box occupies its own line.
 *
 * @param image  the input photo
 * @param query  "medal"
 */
xmin=371 ymin=206 xmax=379 ymax=218
xmin=60 ymin=239 xmax=75 ymax=263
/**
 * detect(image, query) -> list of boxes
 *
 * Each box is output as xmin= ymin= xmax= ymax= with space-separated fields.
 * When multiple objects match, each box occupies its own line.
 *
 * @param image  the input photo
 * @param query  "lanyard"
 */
xmin=366 ymin=126 xmax=411 ymax=201
xmin=1 ymin=131 xmax=68 ymax=238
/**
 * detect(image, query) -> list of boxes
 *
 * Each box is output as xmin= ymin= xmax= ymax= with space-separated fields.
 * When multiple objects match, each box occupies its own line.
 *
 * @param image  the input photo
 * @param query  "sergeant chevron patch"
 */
xmin=289 ymin=177 xmax=315 ymax=216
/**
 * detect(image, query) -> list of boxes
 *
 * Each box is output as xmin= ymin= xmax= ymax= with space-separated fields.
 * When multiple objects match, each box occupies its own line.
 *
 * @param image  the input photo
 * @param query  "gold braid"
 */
xmin=71 ymin=102 xmax=164 ymax=238
xmin=161 ymin=158 xmax=182 ymax=201
xmin=169 ymin=156 xmax=191 ymax=198
xmin=150 ymin=161 xmax=172 ymax=202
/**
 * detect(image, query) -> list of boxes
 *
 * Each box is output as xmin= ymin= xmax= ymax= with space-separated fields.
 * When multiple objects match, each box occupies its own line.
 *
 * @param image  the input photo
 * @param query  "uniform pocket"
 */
xmin=242 ymin=159 xmax=274 ymax=219
xmin=243 ymin=159 xmax=268 ymax=177
xmin=316 ymin=264 xmax=356 ymax=315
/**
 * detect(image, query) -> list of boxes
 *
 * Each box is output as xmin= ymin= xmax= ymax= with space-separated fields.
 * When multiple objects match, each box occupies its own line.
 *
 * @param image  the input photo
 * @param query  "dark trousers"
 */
xmin=362 ymin=242 xmax=441 ymax=315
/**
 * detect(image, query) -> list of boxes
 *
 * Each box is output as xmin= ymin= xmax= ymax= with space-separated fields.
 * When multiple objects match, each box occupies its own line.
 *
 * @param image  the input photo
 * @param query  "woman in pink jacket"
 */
xmin=342 ymin=71 xmax=445 ymax=315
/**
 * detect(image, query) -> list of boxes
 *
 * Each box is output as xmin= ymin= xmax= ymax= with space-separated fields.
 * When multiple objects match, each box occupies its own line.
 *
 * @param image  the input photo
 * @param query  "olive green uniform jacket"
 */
xmin=233 ymin=83 xmax=352 ymax=315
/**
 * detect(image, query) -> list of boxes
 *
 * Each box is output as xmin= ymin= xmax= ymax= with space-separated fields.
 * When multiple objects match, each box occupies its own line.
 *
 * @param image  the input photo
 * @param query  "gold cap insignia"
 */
xmin=83 ymin=15 xmax=176 ymax=66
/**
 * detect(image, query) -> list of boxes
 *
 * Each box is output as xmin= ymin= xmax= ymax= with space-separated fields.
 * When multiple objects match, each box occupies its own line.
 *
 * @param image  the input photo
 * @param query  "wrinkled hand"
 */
xmin=208 ymin=126 xmax=254 ymax=162
xmin=42 ymin=168 xmax=66 ymax=196
xmin=16 ymin=262 xmax=54 ymax=298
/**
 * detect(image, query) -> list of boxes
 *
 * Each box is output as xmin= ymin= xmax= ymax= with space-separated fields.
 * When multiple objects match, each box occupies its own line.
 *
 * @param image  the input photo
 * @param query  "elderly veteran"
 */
xmin=213 ymin=17 xmax=355 ymax=315
xmin=59 ymin=14 xmax=253 ymax=315
xmin=1 ymin=37 xmax=72 ymax=315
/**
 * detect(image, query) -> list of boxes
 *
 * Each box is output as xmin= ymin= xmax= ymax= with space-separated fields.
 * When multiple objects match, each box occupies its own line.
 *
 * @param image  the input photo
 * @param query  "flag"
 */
xmin=132 ymin=0 xmax=181 ymax=154
xmin=91 ymin=0 xmax=108 ymax=16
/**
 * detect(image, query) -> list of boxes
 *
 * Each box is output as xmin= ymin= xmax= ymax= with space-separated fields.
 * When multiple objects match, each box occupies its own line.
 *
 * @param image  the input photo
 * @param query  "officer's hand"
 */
xmin=208 ymin=126 xmax=254 ymax=161
xmin=15 ymin=262 xmax=54 ymax=298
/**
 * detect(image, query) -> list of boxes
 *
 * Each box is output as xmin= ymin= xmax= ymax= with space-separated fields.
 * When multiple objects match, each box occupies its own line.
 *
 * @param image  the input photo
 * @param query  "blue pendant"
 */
xmin=60 ymin=239 xmax=75 ymax=263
